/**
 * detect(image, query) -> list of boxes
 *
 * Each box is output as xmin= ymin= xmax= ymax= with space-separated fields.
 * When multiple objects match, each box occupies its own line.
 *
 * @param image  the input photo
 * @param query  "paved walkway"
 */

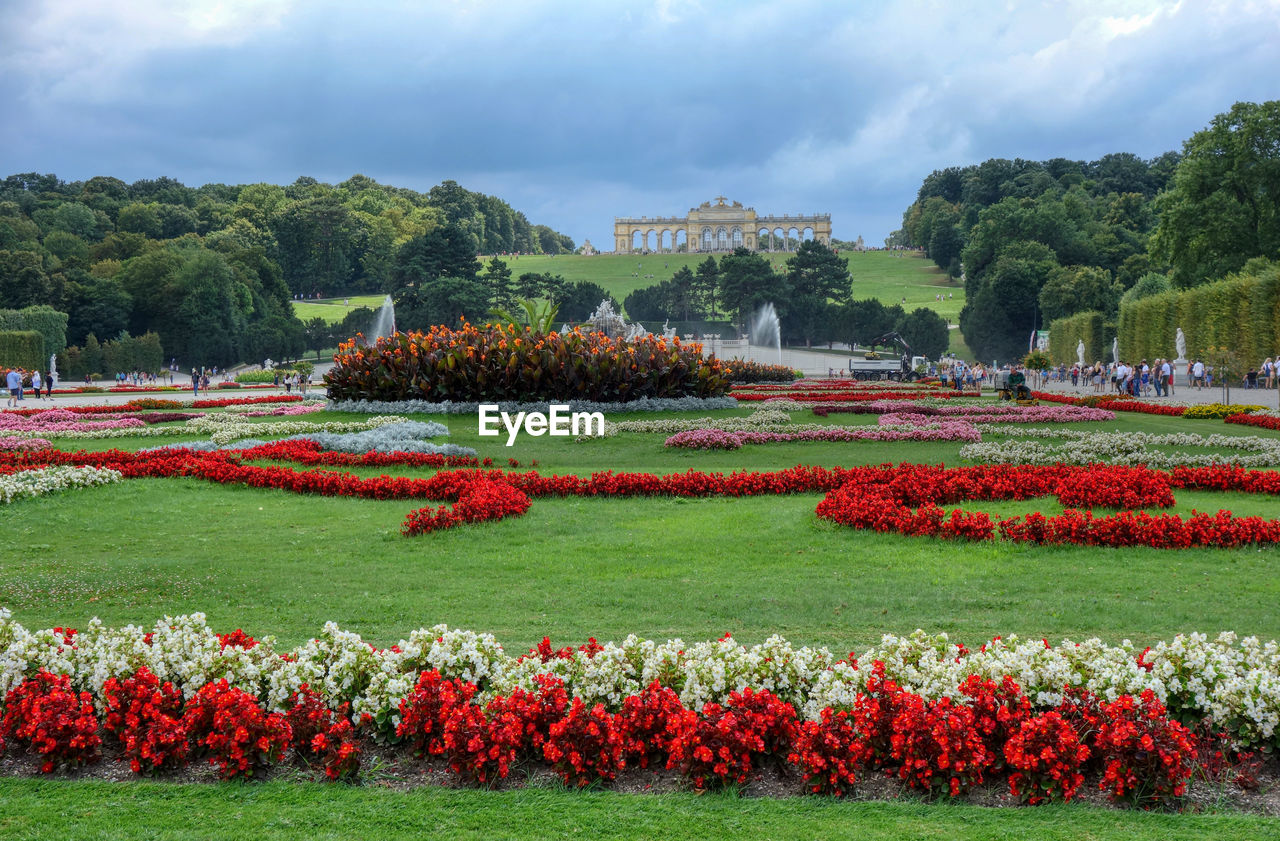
xmin=1024 ymin=376 xmax=1280 ymax=409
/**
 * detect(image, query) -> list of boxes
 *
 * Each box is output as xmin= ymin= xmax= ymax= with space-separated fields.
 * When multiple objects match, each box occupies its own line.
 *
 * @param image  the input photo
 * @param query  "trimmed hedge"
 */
xmin=0 ymin=330 xmax=45 ymax=372
xmin=325 ymin=325 xmax=730 ymax=402
xmin=1119 ymin=260 xmax=1280 ymax=365
xmin=0 ymin=305 xmax=68 ymax=357
xmin=1047 ymin=310 xmax=1108 ymax=366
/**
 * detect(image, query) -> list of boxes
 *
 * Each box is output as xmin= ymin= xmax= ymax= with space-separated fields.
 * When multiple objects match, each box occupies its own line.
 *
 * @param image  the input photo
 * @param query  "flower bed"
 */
xmin=664 ymin=422 xmax=981 ymax=450
xmin=813 ymin=401 xmax=1114 ymax=423
xmin=325 ymin=325 xmax=729 ymax=403
xmin=2 ymin=610 xmax=1276 ymax=801
xmin=6 ymin=448 xmax=1280 ymax=552
xmin=327 ymin=395 xmax=739 ymax=415
xmin=961 ymin=429 xmax=1280 ymax=469
xmin=721 ymin=359 xmax=798 ymax=383
xmin=0 ymin=465 xmax=122 ymax=504
xmin=1226 ymin=411 xmax=1280 ymax=431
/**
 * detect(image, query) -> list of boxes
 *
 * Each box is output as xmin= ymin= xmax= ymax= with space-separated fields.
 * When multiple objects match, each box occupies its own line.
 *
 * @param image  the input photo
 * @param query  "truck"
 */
xmin=847 ymin=332 xmax=929 ymax=381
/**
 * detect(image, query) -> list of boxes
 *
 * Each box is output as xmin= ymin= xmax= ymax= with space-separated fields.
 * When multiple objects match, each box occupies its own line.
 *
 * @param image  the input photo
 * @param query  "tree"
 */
xmin=303 ymin=316 xmax=332 ymax=357
xmin=959 ymin=244 xmax=1059 ymax=362
xmin=1037 ymin=265 xmax=1119 ymax=323
xmin=554 ymin=281 xmax=617 ymax=322
xmin=784 ymin=241 xmax=850 ymax=345
xmin=482 ymin=257 xmax=515 ymax=309
xmin=894 ymin=307 xmax=949 ymax=359
xmin=718 ymin=248 xmax=783 ymax=326
xmin=67 ymin=277 xmax=132 ymax=345
xmin=393 ymin=277 xmax=491 ymax=331
xmin=393 ymin=224 xmax=480 ymax=287
xmin=1150 ymin=100 xmax=1280 ymax=288
xmin=693 ymin=256 xmax=720 ymax=315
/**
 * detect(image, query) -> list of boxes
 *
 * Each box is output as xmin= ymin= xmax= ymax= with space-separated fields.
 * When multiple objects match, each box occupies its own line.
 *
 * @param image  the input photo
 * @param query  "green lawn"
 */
xmin=2 ymin=782 xmax=1275 ymax=841
xmin=291 ymin=294 xmax=387 ymax=324
xmin=3 ymin=404 xmax=1279 ymax=837
xmin=491 ymin=251 xmax=964 ymax=318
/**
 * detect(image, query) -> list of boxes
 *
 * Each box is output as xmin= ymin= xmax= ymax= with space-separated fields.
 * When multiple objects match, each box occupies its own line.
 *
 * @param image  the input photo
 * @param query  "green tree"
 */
xmin=895 ymin=307 xmax=950 ymax=359
xmin=718 ymin=248 xmax=783 ymax=326
xmin=554 ymin=281 xmax=617 ymax=322
xmin=482 ymin=257 xmax=515 ymax=308
xmin=394 ymin=276 xmax=492 ymax=331
xmin=393 ymin=224 xmax=480 ymax=287
xmin=1151 ymin=100 xmax=1280 ymax=288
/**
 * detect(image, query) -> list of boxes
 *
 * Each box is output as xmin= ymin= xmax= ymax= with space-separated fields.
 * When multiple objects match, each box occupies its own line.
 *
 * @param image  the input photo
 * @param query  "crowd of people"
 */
xmin=1039 ymin=357 xmax=1280 ymax=396
xmin=3 ymin=367 xmax=55 ymax=406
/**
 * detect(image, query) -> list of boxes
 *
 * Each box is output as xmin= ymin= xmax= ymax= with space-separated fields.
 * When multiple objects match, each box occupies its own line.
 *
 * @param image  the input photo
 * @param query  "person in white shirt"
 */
xmin=1192 ymin=360 xmax=1205 ymax=388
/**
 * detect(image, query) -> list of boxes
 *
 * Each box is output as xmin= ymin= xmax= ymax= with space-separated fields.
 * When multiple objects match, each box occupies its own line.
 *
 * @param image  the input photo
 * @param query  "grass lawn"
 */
xmin=488 ymin=251 xmax=964 ymax=319
xmin=3 ymin=402 xmax=1279 ymax=837
xmin=291 ymin=294 xmax=387 ymax=324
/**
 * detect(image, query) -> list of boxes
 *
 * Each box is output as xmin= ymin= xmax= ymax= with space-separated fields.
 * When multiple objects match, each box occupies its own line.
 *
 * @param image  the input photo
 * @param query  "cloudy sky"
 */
xmin=2 ymin=0 xmax=1277 ymax=247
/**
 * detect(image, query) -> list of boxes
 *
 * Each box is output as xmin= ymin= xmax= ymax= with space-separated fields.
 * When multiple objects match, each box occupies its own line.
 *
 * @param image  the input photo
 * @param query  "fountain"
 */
xmin=748 ymin=302 xmax=782 ymax=365
xmin=584 ymin=299 xmax=629 ymax=338
xmin=369 ymin=295 xmax=396 ymax=342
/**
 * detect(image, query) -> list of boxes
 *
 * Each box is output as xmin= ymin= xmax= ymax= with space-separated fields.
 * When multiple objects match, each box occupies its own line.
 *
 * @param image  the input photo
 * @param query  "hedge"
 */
xmin=1118 ymin=260 xmax=1280 ymax=365
xmin=0 ymin=305 xmax=68 ymax=357
xmin=0 ymin=330 xmax=45 ymax=372
xmin=1047 ymin=310 xmax=1108 ymax=366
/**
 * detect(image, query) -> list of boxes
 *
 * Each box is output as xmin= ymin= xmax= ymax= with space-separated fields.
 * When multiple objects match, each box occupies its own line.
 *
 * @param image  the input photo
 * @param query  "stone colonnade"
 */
xmin=613 ymin=197 xmax=832 ymax=254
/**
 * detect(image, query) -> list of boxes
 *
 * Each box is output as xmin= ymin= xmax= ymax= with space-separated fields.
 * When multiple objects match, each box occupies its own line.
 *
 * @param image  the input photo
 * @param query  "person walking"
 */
xmin=5 ymin=368 xmax=21 ymax=408
xmin=44 ymin=370 xmax=53 ymax=399
xmin=30 ymin=370 xmax=41 ymax=401
xmin=191 ymin=368 xmax=200 ymax=397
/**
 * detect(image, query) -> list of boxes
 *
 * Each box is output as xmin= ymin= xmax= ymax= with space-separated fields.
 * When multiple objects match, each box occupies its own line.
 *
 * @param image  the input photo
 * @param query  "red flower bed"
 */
xmin=184 ymin=680 xmax=291 ymax=779
xmin=1005 ymin=712 xmax=1090 ymax=804
xmin=5 ymin=446 xmax=1279 ymax=550
xmin=1095 ymin=690 xmax=1196 ymax=807
xmin=1 ymin=671 xmax=101 ymax=773
xmin=1031 ymin=392 xmax=1187 ymax=416
xmin=544 ymin=699 xmax=626 ymax=787
xmin=666 ymin=687 xmax=798 ymax=790
xmin=102 ymin=668 xmax=188 ymax=774
xmin=1226 ymin=412 xmax=1280 ymax=431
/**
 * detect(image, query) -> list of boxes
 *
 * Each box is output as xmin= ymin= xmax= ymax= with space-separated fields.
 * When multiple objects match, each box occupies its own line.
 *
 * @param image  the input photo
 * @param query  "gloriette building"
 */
xmin=613 ymin=196 xmax=832 ymax=254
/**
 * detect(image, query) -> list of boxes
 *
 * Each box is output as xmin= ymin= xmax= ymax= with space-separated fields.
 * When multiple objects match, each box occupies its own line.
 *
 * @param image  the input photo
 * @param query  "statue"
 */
xmin=1077 ymin=340 xmax=1085 ymax=368
xmin=1175 ymin=327 xmax=1187 ymax=362
xmin=1112 ymin=337 xmax=1119 ymax=365
xmin=49 ymin=354 xmax=58 ymax=388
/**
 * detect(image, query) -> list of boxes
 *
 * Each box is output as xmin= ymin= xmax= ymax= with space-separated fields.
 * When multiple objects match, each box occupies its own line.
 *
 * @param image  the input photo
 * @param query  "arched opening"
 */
xmin=701 ymin=227 xmax=713 ymax=252
xmin=788 ymin=227 xmax=801 ymax=250
xmin=660 ymin=230 xmax=672 ymax=252
xmin=632 ymin=230 xmax=644 ymax=252
xmin=774 ymin=227 xmax=786 ymax=251
xmin=758 ymin=227 xmax=772 ymax=251
xmin=716 ymin=227 xmax=728 ymax=251
xmin=803 ymin=226 xmax=815 ymax=242
xmin=731 ymin=227 xmax=743 ymax=249
xmin=675 ymin=229 xmax=688 ymax=252
xmin=646 ymin=229 xmax=657 ymax=253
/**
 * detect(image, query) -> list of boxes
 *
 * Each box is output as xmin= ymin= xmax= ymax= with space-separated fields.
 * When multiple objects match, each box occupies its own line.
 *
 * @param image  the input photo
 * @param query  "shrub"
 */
xmin=1004 ymin=711 xmax=1090 ymax=804
xmin=443 ymin=701 xmax=521 ymax=785
xmin=849 ymin=661 xmax=907 ymax=770
xmin=1095 ymin=690 xmax=1196 ymax=808
xmin=396 ymin=670 xmax=477 ymax=757
xmin=0 ymin=330 xmax=45 ymax=372
xmin=124 ymin=398 xmax=182 ymax=410
xmin=957 ymin=674 xmax=1030 ymax=772
xmin=543 ymin=698 xmax=626 ymax=787
xmin=1182 ymin=403 xmax=1264 ymax=420
xmin=890 ymin=694 xmax=989 ymax=797
xmin=616 ymin=681 xmax=686 ymax=769
xmin=1 ymin=671 xmax=101 ymax=773
xmin=235 ymin=370 xmax=277 ymax=384
xmin=666 ymin=687 xmax=797 ymax=790
xmin=324 ymin=324 xmax=729 ymax=403
xmin=288 ymin=686 xmax=360 ymax=781
xmin=101 ymin=667 xmax=188 ymax=774
xmin=789 ymin=708 xmax=871 ymax=795
xmin=489 ymin=674 xmax=570 ymax=756
xmin=721 ymin=359 xmax=798 ymax=383
xmin=184 ymin=680 xmax=291 ymax=779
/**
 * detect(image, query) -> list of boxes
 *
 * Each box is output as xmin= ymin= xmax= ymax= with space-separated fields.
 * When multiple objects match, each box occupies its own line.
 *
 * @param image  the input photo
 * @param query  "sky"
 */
xmin=1 ymin=0 xmax=1278 ymax=249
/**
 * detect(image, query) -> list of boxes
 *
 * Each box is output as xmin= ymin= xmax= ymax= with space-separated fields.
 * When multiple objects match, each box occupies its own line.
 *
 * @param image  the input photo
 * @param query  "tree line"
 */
xmin=0 ymin=173 xmax=574 ymax=368
xmin=897 ymin=100 xmax=1280 ymax=363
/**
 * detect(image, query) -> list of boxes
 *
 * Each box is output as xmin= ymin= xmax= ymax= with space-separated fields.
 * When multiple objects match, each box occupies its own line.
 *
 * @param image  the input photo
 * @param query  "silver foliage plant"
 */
xmin=140 ymin=421 xmax=476 ymax=457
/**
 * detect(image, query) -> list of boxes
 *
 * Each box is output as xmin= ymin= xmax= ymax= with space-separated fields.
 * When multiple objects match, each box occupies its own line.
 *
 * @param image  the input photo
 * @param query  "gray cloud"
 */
xmin=2 ymin=0 xmax=1278 ymax=248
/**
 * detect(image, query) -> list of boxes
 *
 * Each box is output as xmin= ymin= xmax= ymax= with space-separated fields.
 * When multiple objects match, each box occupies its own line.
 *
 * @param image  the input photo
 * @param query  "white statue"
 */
xmin=1112 ymin=337 xmax=1119 ymax=365
xmin=1076 ymin=339 xmax=1085 ymax=367
xmin=1175 ymin=327 xmax=1187 ymax=362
